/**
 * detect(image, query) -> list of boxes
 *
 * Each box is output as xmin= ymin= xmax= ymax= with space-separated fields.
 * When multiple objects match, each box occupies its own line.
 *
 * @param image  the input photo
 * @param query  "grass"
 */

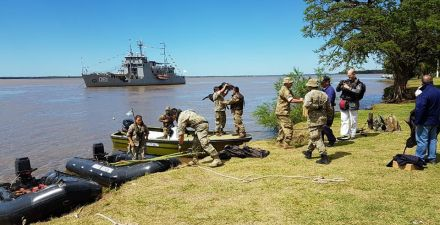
xmin=37 ymin=80 xmax=440 ymax=225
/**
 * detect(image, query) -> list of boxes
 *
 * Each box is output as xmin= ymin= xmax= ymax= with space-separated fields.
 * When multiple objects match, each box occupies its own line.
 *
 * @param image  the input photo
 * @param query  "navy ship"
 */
xmin=82 ymin=41 xmax=186 ymax=87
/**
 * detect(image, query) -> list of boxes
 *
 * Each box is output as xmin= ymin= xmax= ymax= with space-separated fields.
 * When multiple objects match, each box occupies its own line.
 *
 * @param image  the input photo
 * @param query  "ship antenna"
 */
xmin=160 ymin=42 xmax=167 ymax=64
xmin=137 ymin=40 xmax=144 ymax=56
xmin=129 ymin=39 xmax=133 ymax=56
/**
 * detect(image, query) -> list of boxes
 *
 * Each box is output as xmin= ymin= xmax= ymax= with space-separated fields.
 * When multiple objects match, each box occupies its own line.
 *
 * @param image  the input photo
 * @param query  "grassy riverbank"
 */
xmin=37 ymin=101 xmax=440 ymax=225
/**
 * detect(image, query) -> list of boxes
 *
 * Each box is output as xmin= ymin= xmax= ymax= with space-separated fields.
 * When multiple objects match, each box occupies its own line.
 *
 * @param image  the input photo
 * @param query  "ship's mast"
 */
xmin=160 ymin=42 xmax=167 ymax=64
xmin=129 ymin=41 xmax=133 ymax=56
xmin=137 ymin=40 xmax=144 ymax=56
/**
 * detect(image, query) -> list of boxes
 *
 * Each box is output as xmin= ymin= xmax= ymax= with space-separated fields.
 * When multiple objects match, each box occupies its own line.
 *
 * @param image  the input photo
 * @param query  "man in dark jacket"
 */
xmin=336 ymin=69 xmax=363 ymax=139
xmin=321 ymin=76 xmax=336 ymax=146
xmin=415 ymin=74 xmax=440 ymax=164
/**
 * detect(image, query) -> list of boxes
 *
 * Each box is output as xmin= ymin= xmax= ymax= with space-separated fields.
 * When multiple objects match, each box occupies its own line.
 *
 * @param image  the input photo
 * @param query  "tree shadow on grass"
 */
xmin=329 ymin=151 xmax=352 ymax=160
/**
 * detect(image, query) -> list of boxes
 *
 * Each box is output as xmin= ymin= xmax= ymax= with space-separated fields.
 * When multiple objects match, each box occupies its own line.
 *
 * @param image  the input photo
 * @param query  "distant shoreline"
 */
xmin=0 ymin=76 xmax=81 ymax=79
xmin=0 ymin=72 xmax=386 ymax=79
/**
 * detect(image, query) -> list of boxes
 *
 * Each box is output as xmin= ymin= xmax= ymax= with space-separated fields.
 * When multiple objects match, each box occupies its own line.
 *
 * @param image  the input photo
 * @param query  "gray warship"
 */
xmin=82 ymin=41 xmax=186 ymax=87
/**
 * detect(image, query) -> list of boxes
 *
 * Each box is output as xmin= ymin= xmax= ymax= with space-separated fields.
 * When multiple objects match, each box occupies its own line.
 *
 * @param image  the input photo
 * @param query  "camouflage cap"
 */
xmin=306 ymin=78 xmax=319 ymax=87
xmin=283 ymin=77 xmax=293 ymax=84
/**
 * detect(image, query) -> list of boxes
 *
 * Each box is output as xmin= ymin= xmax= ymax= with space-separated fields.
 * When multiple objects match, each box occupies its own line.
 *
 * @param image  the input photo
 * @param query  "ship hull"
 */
xmin=82 ymin=74 xmax=185 ymax=87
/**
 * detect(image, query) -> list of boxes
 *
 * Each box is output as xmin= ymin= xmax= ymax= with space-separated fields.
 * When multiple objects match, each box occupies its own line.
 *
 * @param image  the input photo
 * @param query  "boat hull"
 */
xmin=65 ymin=155 xmax=180 ymax=187
xmin=111 ymin=127 xmax=252 ymax=155
xmin=0 ymin=171 xmax=101 ymax=225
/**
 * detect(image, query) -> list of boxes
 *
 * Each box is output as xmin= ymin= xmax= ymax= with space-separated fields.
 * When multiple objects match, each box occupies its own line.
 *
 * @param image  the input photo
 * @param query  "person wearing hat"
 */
xmin=158 ymin=106 xmax=174 ymax=139
xmin=320 ymin=76 xmax=336 ymax=146
xmin=169 ymin=108 xmax=223 ymax=167
xmin=275 ymin=77 xmax=304 ymax=149
xmin=213 ymin=83 xmax=230 ymax=136
xmin=302 ymin=78 xmax=333 ymax=164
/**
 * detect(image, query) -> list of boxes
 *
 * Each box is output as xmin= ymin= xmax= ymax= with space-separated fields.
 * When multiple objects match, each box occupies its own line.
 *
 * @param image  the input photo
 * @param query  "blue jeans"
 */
xmin=415 ymin=125 xmax=438 ymax=161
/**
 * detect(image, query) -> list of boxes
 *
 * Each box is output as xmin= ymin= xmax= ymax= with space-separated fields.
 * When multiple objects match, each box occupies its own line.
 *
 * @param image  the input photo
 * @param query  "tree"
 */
xmin=303 ymin=0 xmax=440 ymax=102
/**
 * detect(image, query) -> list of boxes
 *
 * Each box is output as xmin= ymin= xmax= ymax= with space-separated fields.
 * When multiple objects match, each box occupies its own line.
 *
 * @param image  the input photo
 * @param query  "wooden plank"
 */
xmin=392 ymin=160 xmax=418 ymax=171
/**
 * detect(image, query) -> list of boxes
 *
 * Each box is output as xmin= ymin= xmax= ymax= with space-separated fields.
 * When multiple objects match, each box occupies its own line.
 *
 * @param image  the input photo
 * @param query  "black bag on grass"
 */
xmin=219 ymin=145 xmax=270 ymax=160
xmin=386 ymin=154 xmax=426 ymax=169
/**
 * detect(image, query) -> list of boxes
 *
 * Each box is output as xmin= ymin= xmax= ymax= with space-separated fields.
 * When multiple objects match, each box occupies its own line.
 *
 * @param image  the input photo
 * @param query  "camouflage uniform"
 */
xmin=127 ymin=123 xmax=149 ymax=160
xmin=177 ymin=110 xmax=219 ymax=158
xmin=275 ymin=85 xmax=295 ymax=144
xmin=213 ymin=91 xmax=226 ymax=134
xmin=303 ymin=86 xmax=332 ymax=156
xmin=225 ymin=92 xmax=246 ymax=137
xmin=158 ymin=107 xmax=174 ymax=138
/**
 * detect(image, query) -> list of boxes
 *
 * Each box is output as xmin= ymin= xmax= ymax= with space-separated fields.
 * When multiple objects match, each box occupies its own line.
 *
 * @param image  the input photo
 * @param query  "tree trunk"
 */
xmin=388 ymin=63 xmax=412 ymax=103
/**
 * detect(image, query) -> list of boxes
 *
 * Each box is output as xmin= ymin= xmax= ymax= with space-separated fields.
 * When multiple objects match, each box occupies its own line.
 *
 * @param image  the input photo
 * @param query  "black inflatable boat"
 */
xmin=66 ymin=143 xmax=180 ymax=187
xmin=0 ymin=158 xmax=102 ymax=225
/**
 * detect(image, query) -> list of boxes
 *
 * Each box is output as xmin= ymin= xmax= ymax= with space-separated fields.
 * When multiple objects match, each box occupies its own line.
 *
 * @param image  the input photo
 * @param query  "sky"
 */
xmin=0 ymin=0 xmax=381 ymax=77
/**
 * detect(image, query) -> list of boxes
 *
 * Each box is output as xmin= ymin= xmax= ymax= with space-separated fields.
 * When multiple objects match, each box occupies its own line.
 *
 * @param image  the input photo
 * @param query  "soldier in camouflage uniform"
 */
xmin=170 ymin=108 xmax=223 ymax=167
xmin=127 ymin=115 xmax=149 ymax=160
xmin=275 ymin=77 xmax=303 ymax=149
xmin=224 ymin=86 xmax=246 ymax=138
xmin=213 ymin=84 xmax=229 ymax=136
xmin=302 ymin=79 xmax=333 ymax=164
xmin=158 ymin=106 xmax=174 ymax=139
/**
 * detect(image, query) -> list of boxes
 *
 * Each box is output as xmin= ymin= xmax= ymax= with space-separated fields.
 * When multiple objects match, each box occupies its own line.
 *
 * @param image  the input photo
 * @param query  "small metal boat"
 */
xmin=111 ymin=127 xmax=252 ymax=156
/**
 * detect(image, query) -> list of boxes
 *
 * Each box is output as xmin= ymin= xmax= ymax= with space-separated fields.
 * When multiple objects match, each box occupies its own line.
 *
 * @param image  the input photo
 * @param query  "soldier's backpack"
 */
xmin=385 ymin=114 xmax=401 ymax=132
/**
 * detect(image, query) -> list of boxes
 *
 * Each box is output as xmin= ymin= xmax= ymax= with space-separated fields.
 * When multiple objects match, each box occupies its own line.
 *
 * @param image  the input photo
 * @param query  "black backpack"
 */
xmin=357 ymin=80 xmax=366 ymax=100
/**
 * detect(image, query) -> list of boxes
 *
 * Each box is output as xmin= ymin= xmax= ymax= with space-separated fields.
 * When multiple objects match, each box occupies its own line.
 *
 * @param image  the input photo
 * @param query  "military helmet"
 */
xmin=283 ymin=77 xmax=293 ymax=84
xmin=165 ymin=106 xmax=171 ymax=111
xmin=306 ymin=78 xmax=319 ymax=87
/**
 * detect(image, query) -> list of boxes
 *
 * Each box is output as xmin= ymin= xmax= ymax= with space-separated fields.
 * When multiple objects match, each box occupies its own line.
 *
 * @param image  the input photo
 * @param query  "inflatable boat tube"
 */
xmin=0 ymin=171 xmax=101 ymax=225
xmin=66 ymin=154 xmax=180 ymax=187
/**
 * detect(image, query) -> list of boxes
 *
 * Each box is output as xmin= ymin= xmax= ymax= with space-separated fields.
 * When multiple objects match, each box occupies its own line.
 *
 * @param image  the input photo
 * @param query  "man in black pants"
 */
xmin=321 ymin=76 xmax=336 ymax=146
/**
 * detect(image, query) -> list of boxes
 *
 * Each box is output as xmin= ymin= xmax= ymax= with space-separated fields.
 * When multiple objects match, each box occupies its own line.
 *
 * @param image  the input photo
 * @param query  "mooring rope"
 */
xmin=111 ymin=151 xmax=196 ymax=167
xmin=95 ymin=213 xmax=137 ymax=225
xmin=196 ymin=166 xmax=346 ymax=184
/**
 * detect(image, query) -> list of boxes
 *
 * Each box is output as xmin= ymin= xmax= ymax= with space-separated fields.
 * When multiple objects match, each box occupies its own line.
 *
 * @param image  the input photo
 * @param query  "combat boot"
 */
xmin=283 ymin=142 xmax=293 ymax=149
xmin=187 ymin=157 xmax=198 ymax=166
xmin=199 ymin=156 xmax=214 ymax=164
xmin=316 ymin=154 xmax=330 ymax=165
xmin=215 ymin=132 xmax=222 ymax=136
xmin=239 ymin=133 xmax=246 ymax=138
xmin=208 ymin=156 xmax=223 ymax=167
xmin=302 ymin=150 xmax=312 ymax=159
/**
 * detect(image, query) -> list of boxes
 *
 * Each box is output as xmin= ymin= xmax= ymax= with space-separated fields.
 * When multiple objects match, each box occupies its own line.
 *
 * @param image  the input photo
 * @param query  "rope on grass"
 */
xmin=95 ymin=213 xmax=138 ymax=225
xmin=73 ymin=206 xmax=84 ymax=218
xmin=196 ymin=166 xmax=346 ymax=184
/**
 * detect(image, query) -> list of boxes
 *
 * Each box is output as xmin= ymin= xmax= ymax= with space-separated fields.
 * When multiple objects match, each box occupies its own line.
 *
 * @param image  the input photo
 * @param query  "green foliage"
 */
xmin=252 ymin=68 xmax=310 ymax=130
xmin=303 ymin=0 xmax=440 ymax=101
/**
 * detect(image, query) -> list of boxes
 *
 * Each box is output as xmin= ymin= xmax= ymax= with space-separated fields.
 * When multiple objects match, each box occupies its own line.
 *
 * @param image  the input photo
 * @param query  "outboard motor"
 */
xmin=15 ymin=157 xmax=35 ymax=179
xmin=92 ymin=143 xmax=107 ymax=161
xmin=122 ymin=119 xmax=134 ymax=132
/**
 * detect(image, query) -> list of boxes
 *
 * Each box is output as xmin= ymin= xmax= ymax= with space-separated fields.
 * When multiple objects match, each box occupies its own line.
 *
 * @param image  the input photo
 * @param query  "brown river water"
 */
xmin=0 ymin=75 xmax=391 ymax=180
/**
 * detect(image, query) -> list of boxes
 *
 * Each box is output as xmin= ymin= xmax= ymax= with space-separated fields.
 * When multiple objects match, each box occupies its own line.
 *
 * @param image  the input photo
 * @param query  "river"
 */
xmin=0 ymin=74 xmax=392 ymax=180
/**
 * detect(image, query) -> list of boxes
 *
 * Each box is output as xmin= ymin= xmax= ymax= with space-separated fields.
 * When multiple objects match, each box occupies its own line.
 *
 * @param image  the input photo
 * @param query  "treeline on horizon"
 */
xmin=0 ymin=70 xmax=387 ymax=79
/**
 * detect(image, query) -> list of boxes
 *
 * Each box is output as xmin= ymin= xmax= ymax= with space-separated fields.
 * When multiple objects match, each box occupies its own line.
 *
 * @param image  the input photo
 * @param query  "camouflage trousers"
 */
xmin=128 ymin=144 xmax=146 ymax=160
xmin=162 ymin=127 xmax=171 ymax=138
xmin=307 ymin=125 xmax=326 ymax=155
xmin=232 ymin=110 xmax=246 ymax=135
xmin=192 ymin=123 xmax=219 ymax=157
xmin=215 ymin=111 xmax=226 ymax=133
xmin=276 ymin=115 xmax=293 ymax=144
